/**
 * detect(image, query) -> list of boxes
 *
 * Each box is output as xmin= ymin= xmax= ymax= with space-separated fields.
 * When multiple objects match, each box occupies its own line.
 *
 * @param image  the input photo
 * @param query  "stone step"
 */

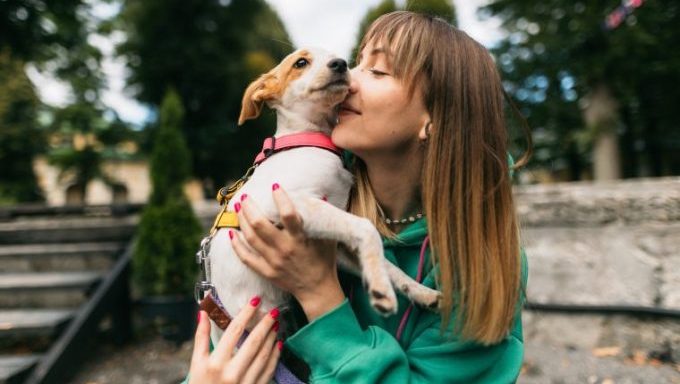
xmin=0 ymin=215 xmax=138 ymax=244
xmin=0 ymin=309 xmax=74 ymax=355
xmin=0 ymin=309 xmax=74 ymax=338
xmin=0 ymin=272 xmax=101 ymax=308
xmin=0 ymin=355 xmax=40 ymax=384
xmin=0 ymin=242 xmax=124 ymax=273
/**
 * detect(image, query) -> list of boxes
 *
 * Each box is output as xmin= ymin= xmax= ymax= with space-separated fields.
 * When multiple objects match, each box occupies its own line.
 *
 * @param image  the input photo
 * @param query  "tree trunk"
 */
xmin=593 ymin=131 xmax=621 ymax=180
xmin=582 ymin=83 xmax=621 ymax=181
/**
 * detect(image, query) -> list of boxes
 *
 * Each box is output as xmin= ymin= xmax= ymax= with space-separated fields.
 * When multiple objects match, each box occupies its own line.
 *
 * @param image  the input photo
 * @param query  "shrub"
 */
xmin=133 ymin=88 xmax=202 ymax=296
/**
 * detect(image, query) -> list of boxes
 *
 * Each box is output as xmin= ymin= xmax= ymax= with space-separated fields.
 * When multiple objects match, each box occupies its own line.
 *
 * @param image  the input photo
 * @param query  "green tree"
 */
xmin=406 ymin=0 xmax=456 ymax=24
xmin=482 ymin=0 xmax=680 ymax=179
xmin=350 ymin=0 xmax=457 ymax=62
xmin=47 ymin=108 xmax=137 ymax=202
xmin=133 ymin=89 xmax=202 ymax=296
xmin=117 ymin=0 xmax=293 ymax=192
xmin=0 ymin=0 xmax=89 ymax=63
xmin=1 ymin=0 xmax=137 ymax=201
xmin=46 ymin=1 xmax=136 ymax=199
xmin=0 ymin=50 xmax=44 ymax=203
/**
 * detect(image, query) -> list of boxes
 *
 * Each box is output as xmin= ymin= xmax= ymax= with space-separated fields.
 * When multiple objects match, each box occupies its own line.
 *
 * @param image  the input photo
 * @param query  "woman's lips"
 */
xmin=339 ymin=103 xmax=361 ymax=115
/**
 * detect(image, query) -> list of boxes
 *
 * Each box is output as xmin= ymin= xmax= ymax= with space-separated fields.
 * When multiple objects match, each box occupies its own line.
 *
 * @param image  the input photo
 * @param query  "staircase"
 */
xmin=0 ymin=205 xmax=140 ymax=384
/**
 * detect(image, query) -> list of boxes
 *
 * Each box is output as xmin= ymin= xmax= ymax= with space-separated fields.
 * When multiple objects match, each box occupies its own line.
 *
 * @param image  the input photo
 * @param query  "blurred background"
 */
xmin=0 ymin=0 xmax=678 ymax=383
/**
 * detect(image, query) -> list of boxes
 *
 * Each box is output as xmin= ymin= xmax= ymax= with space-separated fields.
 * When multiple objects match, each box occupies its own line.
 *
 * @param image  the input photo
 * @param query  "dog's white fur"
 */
xmin=208 ymin=48 xmax=439 ymax=343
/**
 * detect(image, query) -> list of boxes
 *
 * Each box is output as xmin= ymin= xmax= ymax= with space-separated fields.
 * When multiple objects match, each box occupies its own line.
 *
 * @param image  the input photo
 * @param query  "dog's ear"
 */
xmin=238 ymin=73 xmax=280 ymax=125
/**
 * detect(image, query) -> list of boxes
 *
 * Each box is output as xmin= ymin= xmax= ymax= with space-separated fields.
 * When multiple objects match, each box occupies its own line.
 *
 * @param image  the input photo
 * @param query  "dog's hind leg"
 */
xmin=294 ymin=197 xmax=398 ymax=316
xmin=337 ymin=245 xmax=441 ymax=312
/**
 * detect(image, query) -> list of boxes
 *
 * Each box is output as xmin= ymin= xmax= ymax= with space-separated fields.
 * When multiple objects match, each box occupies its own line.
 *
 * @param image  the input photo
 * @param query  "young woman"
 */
xmin=188 ymin=11 xmax=531 ymax=383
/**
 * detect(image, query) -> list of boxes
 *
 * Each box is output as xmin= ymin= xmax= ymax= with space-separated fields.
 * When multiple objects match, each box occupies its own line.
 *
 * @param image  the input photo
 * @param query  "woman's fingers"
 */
xmin=210 ymin=295 xmax=260 ymax=365
xmin=238 ymin=196 xmax=280 ymax=249
xmin=256 ymin=341 xmax=282 ymax=384
xmin=189 ymin=311 xmax=210 ymax=371
xmin=231 ymin=230 xmax=276 ymax=278
xmin=272 ymin=186 xmax=304 ymax=236
xmin=228 ymin=307 xmax=279 ymax=379
xmin=239 ymin=325 xmax=278 ymax=384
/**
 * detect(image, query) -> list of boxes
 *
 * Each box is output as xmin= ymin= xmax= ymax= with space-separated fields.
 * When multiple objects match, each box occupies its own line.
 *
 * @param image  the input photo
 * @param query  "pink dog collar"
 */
xmin=254 ymin=132 xmax=341 ymax=165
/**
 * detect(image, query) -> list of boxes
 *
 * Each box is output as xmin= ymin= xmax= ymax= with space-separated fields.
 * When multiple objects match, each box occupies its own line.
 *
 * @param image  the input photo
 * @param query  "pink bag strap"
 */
xmin=395 ymin=235 xmax=429 ymax=341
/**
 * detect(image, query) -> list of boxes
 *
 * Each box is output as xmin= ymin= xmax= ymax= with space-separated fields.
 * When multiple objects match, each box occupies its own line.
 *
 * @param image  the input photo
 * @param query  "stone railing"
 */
xmin=514 ymin=177 xmax=680 ymax=227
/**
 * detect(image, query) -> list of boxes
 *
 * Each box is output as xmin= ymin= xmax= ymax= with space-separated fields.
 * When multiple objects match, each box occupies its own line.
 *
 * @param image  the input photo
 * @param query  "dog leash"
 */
xmin=195 ymin=237 xmax=304 ymax=383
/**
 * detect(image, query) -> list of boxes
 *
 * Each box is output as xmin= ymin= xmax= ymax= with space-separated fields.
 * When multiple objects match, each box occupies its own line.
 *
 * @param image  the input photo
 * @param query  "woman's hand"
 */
xmin=188 ymin=298 xmax=281 ymax=384
xmin=231 ymin=184 xmax=345 ymax=321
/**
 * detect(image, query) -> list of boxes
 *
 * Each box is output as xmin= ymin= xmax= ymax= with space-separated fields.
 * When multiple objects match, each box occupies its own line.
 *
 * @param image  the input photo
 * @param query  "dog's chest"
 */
xmin=227 ymin=147 xmax=353 ymax=220
xmin=207 ymin=147 xmax=352 ymax=329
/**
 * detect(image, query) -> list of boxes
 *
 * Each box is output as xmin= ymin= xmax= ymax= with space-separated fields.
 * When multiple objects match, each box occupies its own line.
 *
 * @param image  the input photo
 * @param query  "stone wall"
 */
xmin=515 ymin=177 xmax=680 ymax=309
xmin=515 ymin=177 xmax=680 ymax=381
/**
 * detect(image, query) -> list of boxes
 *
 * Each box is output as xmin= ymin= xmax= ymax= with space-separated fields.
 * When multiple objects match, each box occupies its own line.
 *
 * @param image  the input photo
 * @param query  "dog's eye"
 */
xmin=293 ymin=58 xmax=309 ymax=69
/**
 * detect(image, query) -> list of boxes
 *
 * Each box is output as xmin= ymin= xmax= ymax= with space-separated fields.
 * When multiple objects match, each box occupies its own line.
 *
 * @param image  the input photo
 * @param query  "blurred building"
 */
xmin=32 ymin=150 xmax=204 ymax=207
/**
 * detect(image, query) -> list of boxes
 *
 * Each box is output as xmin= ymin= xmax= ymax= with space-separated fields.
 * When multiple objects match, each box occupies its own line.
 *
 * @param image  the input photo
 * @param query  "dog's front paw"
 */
xmin=365 ymin=275 xmax=398 ymax=316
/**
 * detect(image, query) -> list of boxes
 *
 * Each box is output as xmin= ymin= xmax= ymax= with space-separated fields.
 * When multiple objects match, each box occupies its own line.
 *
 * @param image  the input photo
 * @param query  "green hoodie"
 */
xmin=285 ymin=218 xmax=528 ymax=383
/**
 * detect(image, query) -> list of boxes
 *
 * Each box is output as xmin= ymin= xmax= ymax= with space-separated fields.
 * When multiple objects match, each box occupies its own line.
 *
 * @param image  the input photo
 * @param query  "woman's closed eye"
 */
xmin=368 ymin=67 xmax=389 ymax=77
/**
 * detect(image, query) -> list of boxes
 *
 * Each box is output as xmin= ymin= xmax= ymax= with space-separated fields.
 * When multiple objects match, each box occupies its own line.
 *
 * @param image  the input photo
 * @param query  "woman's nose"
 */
xmin=348 ymin=67 xmax=359 ymax=94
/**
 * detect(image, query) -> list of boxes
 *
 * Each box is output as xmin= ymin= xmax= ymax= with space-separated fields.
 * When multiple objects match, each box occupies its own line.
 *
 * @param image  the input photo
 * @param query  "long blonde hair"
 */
xmin=348 ymin=11 xmax=532 ymax=345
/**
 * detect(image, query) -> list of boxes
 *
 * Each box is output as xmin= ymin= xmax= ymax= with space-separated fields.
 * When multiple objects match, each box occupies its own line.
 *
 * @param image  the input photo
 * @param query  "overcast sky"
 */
xmin=29 ymin=0 xmax=503 ymax=126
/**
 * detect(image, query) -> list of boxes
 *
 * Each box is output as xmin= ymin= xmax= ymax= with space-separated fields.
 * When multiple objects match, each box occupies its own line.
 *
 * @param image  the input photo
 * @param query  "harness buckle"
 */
xmin=263 ymin=136 xmax=276 ymax=158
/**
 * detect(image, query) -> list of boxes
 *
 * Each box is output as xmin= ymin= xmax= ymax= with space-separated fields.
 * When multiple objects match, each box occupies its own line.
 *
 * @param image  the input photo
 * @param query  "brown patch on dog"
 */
xmin=238 ymin=49 xmax=313 ymax=125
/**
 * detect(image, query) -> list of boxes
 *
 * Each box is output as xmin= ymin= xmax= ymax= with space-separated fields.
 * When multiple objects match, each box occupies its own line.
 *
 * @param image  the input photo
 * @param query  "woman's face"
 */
xmin=331 ymin=40 xmax=430 ymax=158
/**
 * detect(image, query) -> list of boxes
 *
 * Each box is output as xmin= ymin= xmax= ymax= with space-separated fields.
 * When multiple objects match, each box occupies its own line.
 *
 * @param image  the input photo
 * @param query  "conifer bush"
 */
xmin=133 ymin=88 xmax=202 ymax=296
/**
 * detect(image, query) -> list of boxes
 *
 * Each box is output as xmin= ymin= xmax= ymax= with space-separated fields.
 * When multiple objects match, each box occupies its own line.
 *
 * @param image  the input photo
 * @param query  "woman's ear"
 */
xmin=418 ymin=120 xmax=432 ymax=141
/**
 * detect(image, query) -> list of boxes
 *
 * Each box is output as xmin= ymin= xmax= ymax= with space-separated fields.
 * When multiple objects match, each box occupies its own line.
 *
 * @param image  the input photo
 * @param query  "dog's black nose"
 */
xmin=328 ymin=58 xmax=347 ymax=74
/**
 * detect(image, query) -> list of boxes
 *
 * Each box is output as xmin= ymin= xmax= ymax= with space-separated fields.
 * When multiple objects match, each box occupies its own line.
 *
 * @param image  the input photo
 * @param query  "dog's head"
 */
xmin=238 ymin=48 xmax=350 ymax=128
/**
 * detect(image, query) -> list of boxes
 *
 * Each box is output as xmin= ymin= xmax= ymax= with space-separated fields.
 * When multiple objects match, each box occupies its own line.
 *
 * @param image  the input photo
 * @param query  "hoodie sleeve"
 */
xmin=285 ymin=298 xmax=524 ymax=383
xmin=286 ymin=248 xmax=528 ymax=383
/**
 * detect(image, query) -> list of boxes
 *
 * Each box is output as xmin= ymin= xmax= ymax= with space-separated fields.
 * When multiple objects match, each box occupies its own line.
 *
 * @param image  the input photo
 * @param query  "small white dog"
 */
xmin=199 ymin=48 xmax=440 ymax=345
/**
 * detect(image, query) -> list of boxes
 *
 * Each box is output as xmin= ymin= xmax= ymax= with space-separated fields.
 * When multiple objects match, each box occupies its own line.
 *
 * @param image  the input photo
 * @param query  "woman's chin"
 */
xmin=331 ymin=122 xmax=363 ymax=153
xmin=330 ymin=124 xmax=347 ymax=146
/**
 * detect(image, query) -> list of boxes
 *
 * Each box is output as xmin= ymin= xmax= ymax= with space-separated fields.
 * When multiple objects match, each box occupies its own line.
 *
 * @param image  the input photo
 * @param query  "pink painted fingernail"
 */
xmin=250 ymin=296 xmax=261 ymax=307
xmin=240 ymin=194 xmax=248 ymax=201
xmin=269 ymin=307 xmax=280 ymax=319
xmin=197 ymin=311 xmax=202 ymax=323
xmin=234 ymin=202 xmax=241 ymax=213
xmin=272 ymin=321 xmax=280 ymax=332
xmin=277 ymin=340 xmax=283 ymax=351
xmin=272 ymin=183 xmax=280 ymax=191
xmin=228 ymin=230 xmax=234 ymax=240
